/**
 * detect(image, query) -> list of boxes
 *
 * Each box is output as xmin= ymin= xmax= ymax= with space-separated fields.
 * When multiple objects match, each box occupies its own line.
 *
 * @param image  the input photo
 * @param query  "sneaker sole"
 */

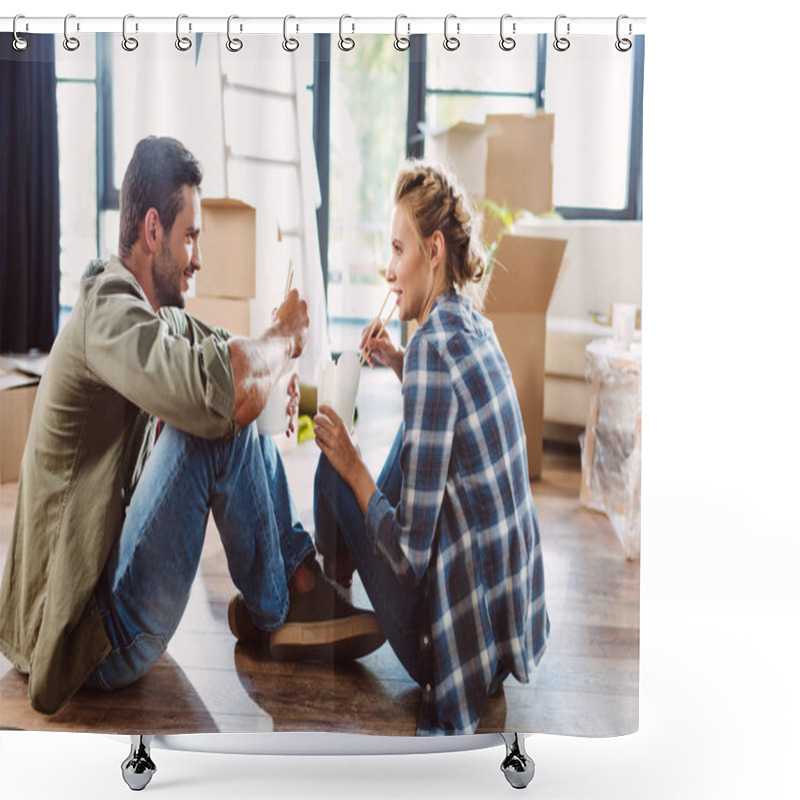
xmin=269 ymin=614 xmax=385 ymax=663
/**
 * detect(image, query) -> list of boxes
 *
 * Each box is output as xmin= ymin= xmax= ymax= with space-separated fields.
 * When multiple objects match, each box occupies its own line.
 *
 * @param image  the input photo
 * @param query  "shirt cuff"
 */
xmin=201 ymin=336 xmax=240 ymax=436
xmin=365 ymin=490 xmax=413 ymax=579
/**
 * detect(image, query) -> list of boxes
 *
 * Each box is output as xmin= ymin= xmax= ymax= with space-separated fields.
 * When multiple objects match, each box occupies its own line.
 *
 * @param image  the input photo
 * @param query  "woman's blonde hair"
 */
xmin=393 ymin=160 xmax=488 ymax=306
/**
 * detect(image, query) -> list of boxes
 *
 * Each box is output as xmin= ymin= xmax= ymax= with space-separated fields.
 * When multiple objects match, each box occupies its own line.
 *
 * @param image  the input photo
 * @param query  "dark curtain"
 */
xmin=0 ymin=34 xmax=60 ymax=353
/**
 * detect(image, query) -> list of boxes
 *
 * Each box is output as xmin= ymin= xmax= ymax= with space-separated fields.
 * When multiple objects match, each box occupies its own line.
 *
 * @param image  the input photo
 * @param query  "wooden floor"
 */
xmin=0 ymin=367 xmax=639 ymax=737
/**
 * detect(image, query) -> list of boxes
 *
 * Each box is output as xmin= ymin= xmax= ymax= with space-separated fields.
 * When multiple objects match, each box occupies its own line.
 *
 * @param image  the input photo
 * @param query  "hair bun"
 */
xmin=393 ymin=160 xmax=487 ymax=302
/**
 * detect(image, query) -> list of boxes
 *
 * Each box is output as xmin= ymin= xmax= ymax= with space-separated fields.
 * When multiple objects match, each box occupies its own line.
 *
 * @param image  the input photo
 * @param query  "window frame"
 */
xmin=54 ymin=40 xmax=102 ymax=317
xmin=96 ymin=34 xmax=120 ymax=214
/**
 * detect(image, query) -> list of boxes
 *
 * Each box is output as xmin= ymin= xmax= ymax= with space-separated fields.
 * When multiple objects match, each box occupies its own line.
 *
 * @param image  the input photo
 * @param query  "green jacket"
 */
xmin=0 ymin=256 xmax=237 ymax=714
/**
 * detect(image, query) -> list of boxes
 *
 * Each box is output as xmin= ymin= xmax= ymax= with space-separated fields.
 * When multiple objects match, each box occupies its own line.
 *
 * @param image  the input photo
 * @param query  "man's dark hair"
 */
xmin=118 ymin=136 xmax=203 ymax=259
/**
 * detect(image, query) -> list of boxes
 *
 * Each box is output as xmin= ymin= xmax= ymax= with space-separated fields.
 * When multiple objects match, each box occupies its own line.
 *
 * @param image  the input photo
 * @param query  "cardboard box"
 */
xmin=485 ymin=113 xmax=554 ymax=219
xmin=1 ymin=379 xmax=38 ymax=483
xmin=424 ymin=113 xmax=554 ymax=240
xmin=483 ymin=234 xmax=566 ymax=480
xmin=195 ymin=198 xmax=256 ymax=299
xmin=185 ymin=296 xmax=251 ymax=337
xmin=424 ymin=120 xmax=489 ymax=202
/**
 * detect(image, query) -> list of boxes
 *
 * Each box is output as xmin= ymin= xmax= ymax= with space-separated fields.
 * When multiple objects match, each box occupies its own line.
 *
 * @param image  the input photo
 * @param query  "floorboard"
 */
xmin=0 ymin=366 xmax=639 ymax=737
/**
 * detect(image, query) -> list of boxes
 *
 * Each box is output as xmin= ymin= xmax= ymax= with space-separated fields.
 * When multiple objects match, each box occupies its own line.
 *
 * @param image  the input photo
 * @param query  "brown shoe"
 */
xmin=228 ymin=593 xmax=267 ymax=644
xmin=228 ymin=561 xmax=385 ymax=662
xmin=270 ymin=560 xmax=385 ymax=663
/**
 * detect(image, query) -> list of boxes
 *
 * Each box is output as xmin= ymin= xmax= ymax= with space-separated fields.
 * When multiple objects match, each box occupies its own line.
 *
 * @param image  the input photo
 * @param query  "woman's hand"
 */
xmin=314 ymin=405 xmax=360 ymax=476
xmin=315 ymin=404 xmax=379 ymax=515
xmin=359 ymin=315 xmax=404 ymax=380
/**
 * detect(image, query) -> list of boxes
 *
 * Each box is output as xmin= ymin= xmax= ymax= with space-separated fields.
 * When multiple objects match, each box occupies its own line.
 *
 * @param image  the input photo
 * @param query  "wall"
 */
xmin=511 ymin=219 xmax=642 ymax=433
xmin=513 ymin=219 xmax=642 ymax=321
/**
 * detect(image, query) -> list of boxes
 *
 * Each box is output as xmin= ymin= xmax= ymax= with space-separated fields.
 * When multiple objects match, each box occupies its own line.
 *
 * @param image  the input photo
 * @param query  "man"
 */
xmin=0 ymin=136 xmax=383 ymax=715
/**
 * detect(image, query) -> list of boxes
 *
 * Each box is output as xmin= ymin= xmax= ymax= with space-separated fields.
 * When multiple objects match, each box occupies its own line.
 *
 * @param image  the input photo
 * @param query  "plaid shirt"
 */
xmin=365 ymin=290 xmax=549 ymax=734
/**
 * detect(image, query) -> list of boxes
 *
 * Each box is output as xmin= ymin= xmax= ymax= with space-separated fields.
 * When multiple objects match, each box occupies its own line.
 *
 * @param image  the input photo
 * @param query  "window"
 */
xmin=423 ymin=34 xmax=543 ymax=130
xmin=543 ymin=35 xmax=644 ymax=218
xmin=54 ymin=37 xmax=99 ymax=315
xmin=325 ymin=35 xmax=408 ymax=353
xmin=314 ymin=33 xmax=644 ymax=334
xmin=415 ymin=34 xmax=643 ymax=220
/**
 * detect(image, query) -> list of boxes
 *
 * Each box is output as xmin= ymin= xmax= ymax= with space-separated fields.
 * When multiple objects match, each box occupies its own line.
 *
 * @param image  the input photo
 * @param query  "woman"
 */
xmin=313 ymin=161 xmax=549 ymax=735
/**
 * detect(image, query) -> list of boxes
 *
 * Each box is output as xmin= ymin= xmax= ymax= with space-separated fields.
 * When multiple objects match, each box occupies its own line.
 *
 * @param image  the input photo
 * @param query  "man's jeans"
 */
xmin=313 ymin=425 xmax=431 ymax=687
xmin=85 ymin=423 xmax=314 ymax=692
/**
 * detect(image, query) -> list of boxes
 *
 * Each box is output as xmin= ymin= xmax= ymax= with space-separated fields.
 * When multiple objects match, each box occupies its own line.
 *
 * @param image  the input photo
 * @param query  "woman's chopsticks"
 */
xmin=359 ymin=287 xmax=398 ymax=366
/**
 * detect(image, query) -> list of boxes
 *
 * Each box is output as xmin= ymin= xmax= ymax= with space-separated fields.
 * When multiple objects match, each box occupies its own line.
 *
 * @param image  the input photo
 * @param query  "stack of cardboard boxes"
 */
xmin=0 ymin=356 xmax=45 ymax=484
xmin=425 ymin=113 xmax=566 ymax=480
xmin=185 ymin=198 xmax=257 ymax=337
xmin=0 ymin=379 xmax=37 ymax=483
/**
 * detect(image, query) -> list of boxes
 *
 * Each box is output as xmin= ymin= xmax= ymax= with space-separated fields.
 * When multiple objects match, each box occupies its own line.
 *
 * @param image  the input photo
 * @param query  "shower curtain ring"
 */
xmin=63 ymin=14 xmax=80 ymax=51
xmin=499 ymin=14 xmax=516 ymax=51
xmin=226 ymin=15 xmax=243 ymax=52
xmin=12 ymin=15 xmax=28 ymax=51
xmin=615 ymin=15 xmax=633 ymax=52
xmin=443 ymin=14 xmax=460 ymax=51
xmin=121 ymin=14 xmax=139 ymax=52
xmin=282 ymin=15 xmax=299 ymax=52
xmin=175 ymin=14 xmax=192 ymax=51
xmin=553 ymin=14 xmax=570 ymax=52
xmin=338 ymin=15 xmax=355 ymax=51
xmin=394 ymin=15 xmax=410 ymax=51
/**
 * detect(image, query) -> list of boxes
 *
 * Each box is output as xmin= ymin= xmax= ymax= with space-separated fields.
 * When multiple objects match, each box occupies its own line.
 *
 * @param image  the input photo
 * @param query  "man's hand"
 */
xmin=271 ymin=288 xmax=309 ymax=360
xmin=284 ymin=372 xmax=301 ymax=437
xmin=230 ymin=289 xmax=309 ymax=428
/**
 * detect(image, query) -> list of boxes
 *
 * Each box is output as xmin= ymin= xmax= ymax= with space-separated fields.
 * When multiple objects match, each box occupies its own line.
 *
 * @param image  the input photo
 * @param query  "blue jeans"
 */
xmin=314 ymin=425 xmax=431 ymax=687
xmin=85 ymin=424 xmax=314 ymax=692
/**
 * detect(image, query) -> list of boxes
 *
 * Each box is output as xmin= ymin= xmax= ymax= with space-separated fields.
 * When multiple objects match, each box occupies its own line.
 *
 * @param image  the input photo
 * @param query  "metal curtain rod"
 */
xmin=0 ymin=15 xmax=646 ymax=37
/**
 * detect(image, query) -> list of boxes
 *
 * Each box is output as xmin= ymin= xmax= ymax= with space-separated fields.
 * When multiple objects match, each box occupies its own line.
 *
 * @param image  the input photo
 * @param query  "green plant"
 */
xmin=483 ymin=200 xmax=523 ymax=260
xmin=474 ymin=200 xmax=523 ymax=307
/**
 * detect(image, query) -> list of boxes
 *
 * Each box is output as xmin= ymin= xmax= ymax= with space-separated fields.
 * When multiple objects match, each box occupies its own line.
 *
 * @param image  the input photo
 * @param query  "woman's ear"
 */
xmin=430 ymin=230 xmax=446 ymax=271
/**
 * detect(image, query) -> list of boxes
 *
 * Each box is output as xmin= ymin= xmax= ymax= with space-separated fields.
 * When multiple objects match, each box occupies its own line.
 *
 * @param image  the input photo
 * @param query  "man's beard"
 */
xmin=152 ymin=240 xmax=186 ymax=309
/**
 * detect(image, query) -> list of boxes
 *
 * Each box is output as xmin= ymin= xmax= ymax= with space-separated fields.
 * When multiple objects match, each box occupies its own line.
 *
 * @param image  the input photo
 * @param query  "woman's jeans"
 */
xmin=314 ymin=425 xmax=432 ymax=687
xmin=85 ymin=423 xmax=314 ymax=692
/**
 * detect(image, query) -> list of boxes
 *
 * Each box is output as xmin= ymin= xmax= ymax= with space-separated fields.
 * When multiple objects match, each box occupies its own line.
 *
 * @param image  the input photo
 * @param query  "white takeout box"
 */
xmin=317 ymin=351 xmax=361 ymax=432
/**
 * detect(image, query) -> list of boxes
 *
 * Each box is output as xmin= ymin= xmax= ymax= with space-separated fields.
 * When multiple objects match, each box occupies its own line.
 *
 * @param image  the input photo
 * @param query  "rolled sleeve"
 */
xmin=84 ymin=270 xmax=237 ymax=438
xmin=198 ymin=335 xmax=238 ymax=431
xmin=365 ymin=490 xmax=414 ymax=580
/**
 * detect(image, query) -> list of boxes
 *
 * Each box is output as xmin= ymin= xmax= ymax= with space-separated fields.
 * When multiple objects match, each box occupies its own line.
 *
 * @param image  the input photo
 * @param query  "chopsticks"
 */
xmin=278 ymin=222 xmax=294 ymax=301
xmin=359 ymin=287 xmax=398 ymax=366
xmin=284 ymin=260 xmax=294 ymax=300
